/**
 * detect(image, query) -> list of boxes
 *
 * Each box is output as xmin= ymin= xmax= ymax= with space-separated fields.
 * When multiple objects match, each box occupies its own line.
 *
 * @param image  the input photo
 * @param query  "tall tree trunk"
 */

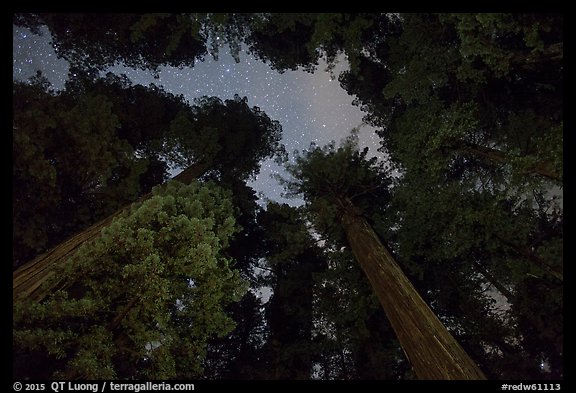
xmin=459 ymin=143 xmax=561 ymax=182
xmin=473 ymin=261 xmax=515 ymax=301
xmin=339 ymin=198 xmax=486 ymax=380
xmin=13 ymin=162 xmax=208 ymax=303
xmin=264 ymin=250 xmax=325 ymax=379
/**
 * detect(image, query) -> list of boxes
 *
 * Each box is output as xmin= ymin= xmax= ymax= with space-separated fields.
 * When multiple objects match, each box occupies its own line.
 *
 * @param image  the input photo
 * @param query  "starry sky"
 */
xmin=13 ymin=24 xmax=384 ymax=206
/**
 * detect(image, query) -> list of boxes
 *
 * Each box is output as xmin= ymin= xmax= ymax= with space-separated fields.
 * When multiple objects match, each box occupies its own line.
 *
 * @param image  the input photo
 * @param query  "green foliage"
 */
xmin=202 ymin=292 xmax=267 ymax=379
xmin=444 ymin=13 xmax=518 ymax=81
xmin=241 ymin=13 xmax=399 ymax=76
xmin=284 ymin=132 xmax=393 ymax=234
xmin=509 ymin=272 xmax=563 ymax=378
xmin=13 ymin=76 xmax=146 ymax=268
xmin=14 ymin=13 xmax=400 ymax=77
xmin=441 ymin=13 xmax=562 ymax=81
xmin=255 ymin=203 xmax=327 ymax=379
xmin=281 ymin=138 xmax=411 ymax=379
xmin=166 ymin=94 xmax=285 ymax=181
xmin=383 ymin=14 xmax=460 ymax=103
xmin=253 ymin=202 xmax=407 ymax=379
xmin=244 ymin=13 xmax=320 ymax=73
xmin=387 ymin=141 xmax=562 ymax=378
xmin=311 ymin=249 xmax=408 ymax=379
xmin=13 ymin=72 xmax=285 ymax=269
xmin=258 ymin=203 xmax=315 ymax=266
xmin=13 ymin=181 xmax=248 ymax=379
xmin=503 ymin=113 xmax=563 ymax=186
xmin=13 ymin=12 xmax=563 ymax=380
xmin=14 ymin=13 xmax=208 ymax=74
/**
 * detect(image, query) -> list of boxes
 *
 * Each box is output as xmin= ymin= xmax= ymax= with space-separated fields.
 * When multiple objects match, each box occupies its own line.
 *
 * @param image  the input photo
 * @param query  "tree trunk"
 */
xmin=264 ymin=250 xmax=324 ymax=379
xmin=459 ymin=143 xmax=561 ymax=182
xmin=493 ymin=234 xmax=563 ymax=282
xmin=473 ymin=261 xmax=515 ymax=301
xmin=13 ymin=162 xmax=208 ymax=303
xmin=339 ymin=198 xmax=486 ymax=380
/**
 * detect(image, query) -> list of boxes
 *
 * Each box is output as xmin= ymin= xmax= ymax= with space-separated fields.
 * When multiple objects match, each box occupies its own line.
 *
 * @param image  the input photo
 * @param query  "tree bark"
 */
xmin=13 ymin=162 xmax=208 ymax=303
xmin=339 ymin=198 xmax=486 ymax=380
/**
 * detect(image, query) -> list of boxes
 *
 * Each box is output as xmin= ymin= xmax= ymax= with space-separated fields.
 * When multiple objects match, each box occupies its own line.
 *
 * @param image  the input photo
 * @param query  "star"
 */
xmin=12 ymin=23 xmax=385 ymax=207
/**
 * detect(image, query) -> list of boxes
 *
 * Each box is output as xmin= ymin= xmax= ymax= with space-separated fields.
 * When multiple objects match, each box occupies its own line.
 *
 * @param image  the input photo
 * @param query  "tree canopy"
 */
xmin=13 ymin=13 xmax=208 ymax=74
xmin=14 ymin=181 xmax=247 ymax=379
xmin=13 ymin=72 xmax=284 ymax=269
xmin=13 ymin=13 xmax=562 ymax=380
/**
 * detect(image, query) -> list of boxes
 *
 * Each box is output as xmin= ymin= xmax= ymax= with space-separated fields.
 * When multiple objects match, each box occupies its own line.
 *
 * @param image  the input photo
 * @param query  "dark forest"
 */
xmin=13 ymin=13 xmax=563 ymax=381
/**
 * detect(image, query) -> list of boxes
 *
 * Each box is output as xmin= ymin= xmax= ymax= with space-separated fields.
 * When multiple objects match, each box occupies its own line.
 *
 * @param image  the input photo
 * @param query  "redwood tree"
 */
xmin=284 ymin=136 xmax=486 ymax=380
xmin=13 ymin=79 xmax=284 ymax=302
xmin=14 ymin=181 xmax=248 ymax=379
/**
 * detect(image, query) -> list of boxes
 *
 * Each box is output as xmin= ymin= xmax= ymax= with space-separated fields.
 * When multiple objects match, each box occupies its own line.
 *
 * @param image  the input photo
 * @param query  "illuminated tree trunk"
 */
xmin=339 ymin=198 xmax=486 ymax=380
xmin=13 ymin=162 xmax=208 ymax=302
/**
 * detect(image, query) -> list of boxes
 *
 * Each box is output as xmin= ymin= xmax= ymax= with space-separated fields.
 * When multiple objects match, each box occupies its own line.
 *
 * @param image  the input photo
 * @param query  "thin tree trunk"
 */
xmin=265 ymin=253 xmax=323 ymax=379
xmin=473 ymin=261 xmax=515 ymax=301
xmin=493 ymin=234 xmax=563 ymax=282
xmin=339 ymin=198 xmax=486 ymax=380
xmin=13 ymin=162 xmax=208 ymax=303
xmin=459 ymin=143 xmax=560 ymax=182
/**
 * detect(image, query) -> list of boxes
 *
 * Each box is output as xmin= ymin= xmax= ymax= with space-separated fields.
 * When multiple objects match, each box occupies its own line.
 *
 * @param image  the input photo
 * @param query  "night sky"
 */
xmin=13 ymin=24 xmax=384 ymax=206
